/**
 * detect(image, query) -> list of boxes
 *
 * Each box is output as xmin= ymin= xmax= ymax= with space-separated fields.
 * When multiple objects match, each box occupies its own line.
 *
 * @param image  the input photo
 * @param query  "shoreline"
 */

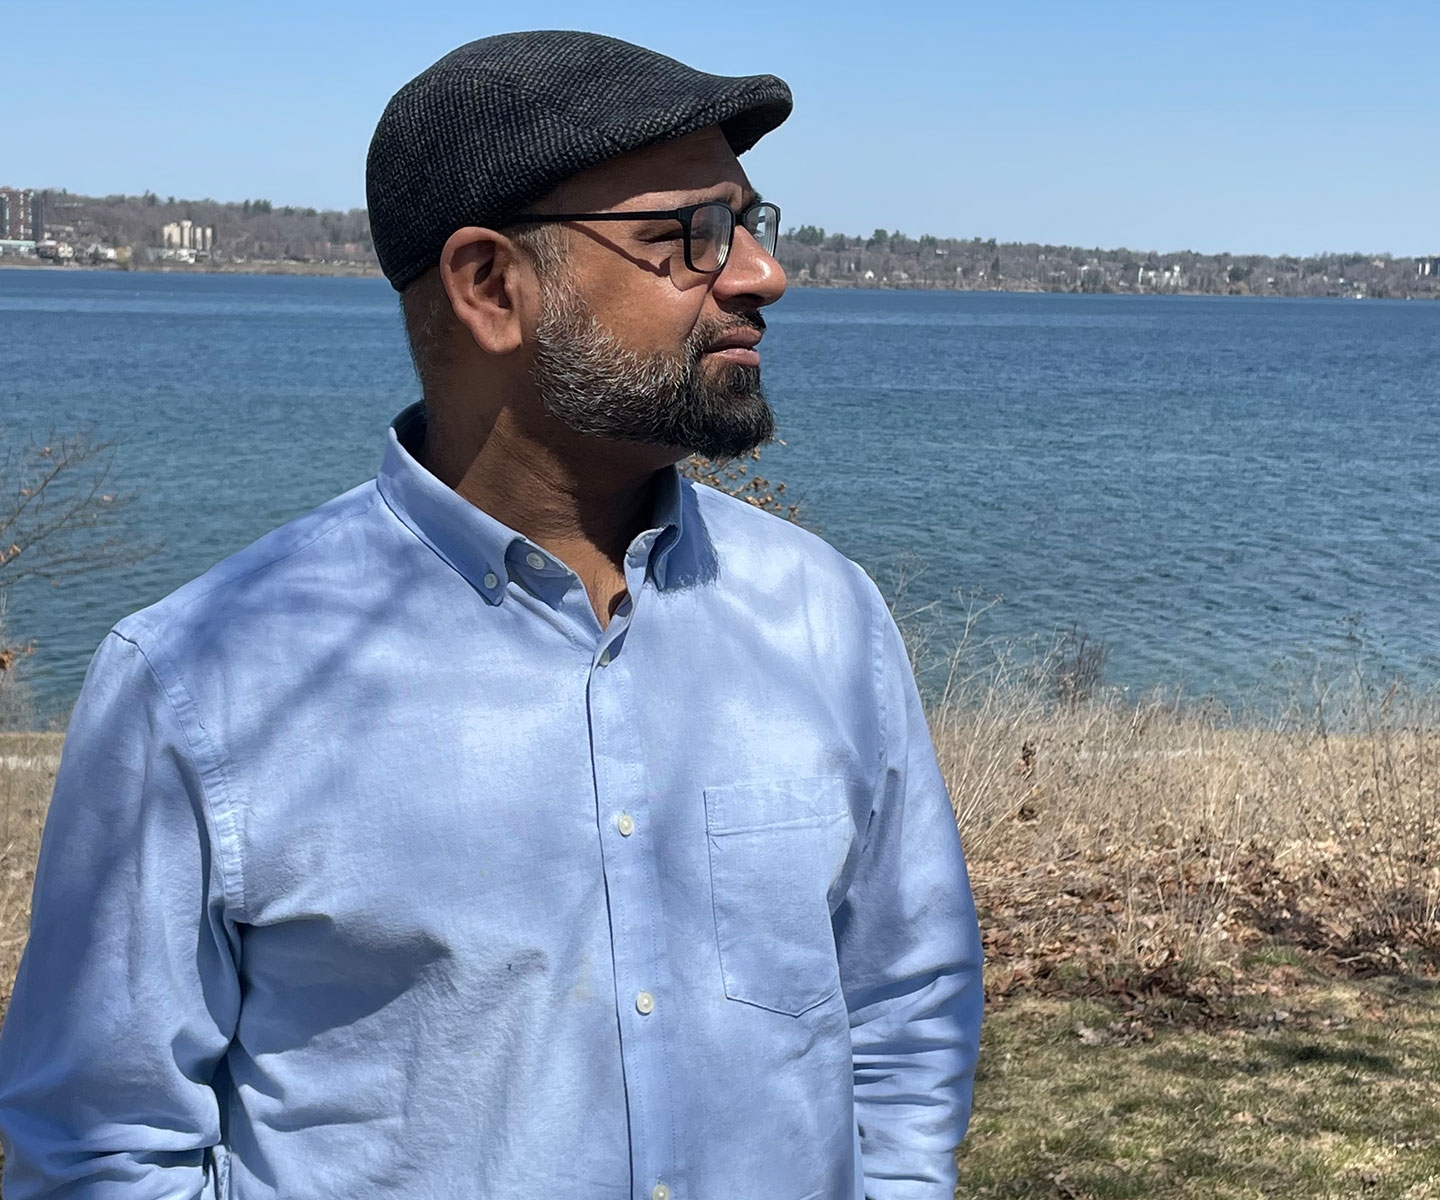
xmin=0 ymin=258 xmax=383 ymax=279
xmin=4 ymin=257 xmax=1435 ymax=298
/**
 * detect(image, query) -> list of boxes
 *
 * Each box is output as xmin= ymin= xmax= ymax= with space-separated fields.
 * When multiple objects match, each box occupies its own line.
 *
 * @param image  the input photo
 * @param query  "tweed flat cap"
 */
xmin=366 ymin=30 xmax=792 ymax=291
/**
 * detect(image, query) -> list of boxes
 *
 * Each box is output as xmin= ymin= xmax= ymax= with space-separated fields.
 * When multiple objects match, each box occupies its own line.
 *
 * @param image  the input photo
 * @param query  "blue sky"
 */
xmin=6 ymin=1 xmax=1436 ymax=255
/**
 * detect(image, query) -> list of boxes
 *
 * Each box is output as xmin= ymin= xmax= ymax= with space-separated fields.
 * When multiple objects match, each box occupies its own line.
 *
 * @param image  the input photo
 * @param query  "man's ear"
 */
xmin=438 ymin=227 xmax=535 ymax=357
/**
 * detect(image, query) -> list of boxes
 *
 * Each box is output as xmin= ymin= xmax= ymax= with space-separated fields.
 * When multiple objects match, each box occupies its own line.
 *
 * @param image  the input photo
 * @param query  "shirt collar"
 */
xmin=647 ymin=461 xmax=686 ymax=590
xmin=376 ymin=403 xmax=693 ymax=603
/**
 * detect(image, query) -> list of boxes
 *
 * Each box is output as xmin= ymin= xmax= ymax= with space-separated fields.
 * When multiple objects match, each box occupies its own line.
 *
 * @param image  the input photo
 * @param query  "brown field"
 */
xmin=2 ymin=677 xmax=1438 ymax=1196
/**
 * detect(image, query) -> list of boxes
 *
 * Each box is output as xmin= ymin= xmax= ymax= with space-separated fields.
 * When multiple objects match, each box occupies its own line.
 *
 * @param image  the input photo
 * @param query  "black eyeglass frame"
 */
xmin=504 ymin=200 xmax=781 ymax=274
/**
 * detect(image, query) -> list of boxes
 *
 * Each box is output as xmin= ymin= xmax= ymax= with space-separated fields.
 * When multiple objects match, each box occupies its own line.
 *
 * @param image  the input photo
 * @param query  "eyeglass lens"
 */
xmin=686 ymin=203 xmax=781 ymax=272
xmin=687 ymin=203 xmax=732 ymax=272
xmin=743 ymin=204 xmax=779 ymax=258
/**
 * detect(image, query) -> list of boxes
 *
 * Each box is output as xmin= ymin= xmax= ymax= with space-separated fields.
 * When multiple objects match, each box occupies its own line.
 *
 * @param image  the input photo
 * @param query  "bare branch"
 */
xmin=0 ymin=429 xmax=161 ymax=590
xmin=681 ymin=443 xmax=801 ymax=525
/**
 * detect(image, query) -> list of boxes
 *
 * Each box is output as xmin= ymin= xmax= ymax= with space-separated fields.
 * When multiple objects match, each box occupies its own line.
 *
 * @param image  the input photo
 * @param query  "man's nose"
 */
xmin=713 ymin=226 xmax=787 ymax=307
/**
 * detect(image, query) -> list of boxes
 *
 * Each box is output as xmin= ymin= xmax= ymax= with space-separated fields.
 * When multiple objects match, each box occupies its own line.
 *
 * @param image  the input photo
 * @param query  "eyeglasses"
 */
xmin=505 ymin=200 xmax=781 ymax=274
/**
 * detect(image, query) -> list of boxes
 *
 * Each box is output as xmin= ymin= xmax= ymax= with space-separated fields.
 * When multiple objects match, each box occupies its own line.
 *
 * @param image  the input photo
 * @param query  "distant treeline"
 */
xmin=32 ymin=189 xmax=1440 ymax=298
xmin=774 ymin=226 xmax=1440 ymax=299
xmin=41 ymin=190 xmax=373 ymax=264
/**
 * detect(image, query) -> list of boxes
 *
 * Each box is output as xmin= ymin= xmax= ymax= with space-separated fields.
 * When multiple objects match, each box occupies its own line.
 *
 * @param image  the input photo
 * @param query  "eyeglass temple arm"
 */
xmin=507 ymin=210 xmax=683 ymax=224
xmin=509 ymin=203 xmax=774 ymax=226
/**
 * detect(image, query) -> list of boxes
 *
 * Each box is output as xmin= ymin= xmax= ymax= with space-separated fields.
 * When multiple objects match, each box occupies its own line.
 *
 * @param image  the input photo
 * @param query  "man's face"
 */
xmin=522 ymin=127 xmax=788 ymax=459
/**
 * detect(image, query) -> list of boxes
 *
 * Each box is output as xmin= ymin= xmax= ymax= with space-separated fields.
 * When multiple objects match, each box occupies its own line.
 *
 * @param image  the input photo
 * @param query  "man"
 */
xmin=0 ymin=31 xmax=983 ymax=1200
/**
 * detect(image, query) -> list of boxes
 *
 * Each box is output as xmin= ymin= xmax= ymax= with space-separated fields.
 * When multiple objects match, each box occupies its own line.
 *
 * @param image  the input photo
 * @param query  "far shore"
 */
xmin=0 ymin=257 xmax=382 ymax=279
xmin=5 ymin=257 xmax=1436 ymax=298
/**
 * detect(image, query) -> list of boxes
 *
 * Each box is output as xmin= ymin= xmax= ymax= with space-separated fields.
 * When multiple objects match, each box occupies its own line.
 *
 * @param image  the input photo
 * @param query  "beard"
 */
xmin=529 ymin=276 xmax=776 ymax=460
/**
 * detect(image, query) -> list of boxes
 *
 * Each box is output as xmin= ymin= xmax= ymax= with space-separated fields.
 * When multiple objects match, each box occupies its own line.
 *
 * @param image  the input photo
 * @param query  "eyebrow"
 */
xmin=725 ymin=186 xmax=761 ymax=210
xmin=652 ymin=186 xmax=762 ymax=213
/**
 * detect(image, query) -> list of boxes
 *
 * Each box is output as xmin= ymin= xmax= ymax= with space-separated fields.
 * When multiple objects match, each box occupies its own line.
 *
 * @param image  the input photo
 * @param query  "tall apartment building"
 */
xmin=161 ymin=219 xmax=214 ymax=251
xmin=0 ymin=188 xmax=44 ymax=241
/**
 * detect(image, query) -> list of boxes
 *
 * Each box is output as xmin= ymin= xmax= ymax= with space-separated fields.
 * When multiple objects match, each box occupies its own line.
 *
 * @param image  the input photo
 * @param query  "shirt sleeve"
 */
xmin=0 ymin=630 xmax=241 ymax=1200
xmin=834 ymin=586 xmax=985 ymax=1200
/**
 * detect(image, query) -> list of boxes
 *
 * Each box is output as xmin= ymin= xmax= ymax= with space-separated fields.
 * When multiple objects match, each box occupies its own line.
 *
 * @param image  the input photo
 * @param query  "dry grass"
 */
xmin=935 ymin=675 xmax=1440 ymax=1002
xmin=0 ymin=732 xmax=60 ymax=1011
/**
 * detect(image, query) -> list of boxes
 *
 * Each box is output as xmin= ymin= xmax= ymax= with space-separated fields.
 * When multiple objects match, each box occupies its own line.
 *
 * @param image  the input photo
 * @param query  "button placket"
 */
xmin=586 ymin=617 xmax=678 ymax=1195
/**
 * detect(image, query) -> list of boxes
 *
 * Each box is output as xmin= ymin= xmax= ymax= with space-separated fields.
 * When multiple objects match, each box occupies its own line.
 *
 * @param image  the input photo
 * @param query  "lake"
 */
xmin=3 ymin=269 xmax=1438 ymax=718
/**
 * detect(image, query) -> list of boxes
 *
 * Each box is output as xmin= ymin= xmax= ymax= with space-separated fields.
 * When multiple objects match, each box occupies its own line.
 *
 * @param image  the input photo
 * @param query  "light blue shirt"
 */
xmin=0 ymin=406 xmax=983 ymax=1200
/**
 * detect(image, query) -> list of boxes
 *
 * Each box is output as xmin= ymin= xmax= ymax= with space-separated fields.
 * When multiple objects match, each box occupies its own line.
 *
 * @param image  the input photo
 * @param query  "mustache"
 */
xmin=690 ymin=310 xmax=767 ymax=356
xmin=727 ymin=310 xmax=766 ymax=334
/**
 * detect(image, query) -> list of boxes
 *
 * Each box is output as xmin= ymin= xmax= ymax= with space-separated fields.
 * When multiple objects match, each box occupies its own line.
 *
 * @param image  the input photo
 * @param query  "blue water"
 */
xmin=3 ymin=269 xmax=1438 ymax=717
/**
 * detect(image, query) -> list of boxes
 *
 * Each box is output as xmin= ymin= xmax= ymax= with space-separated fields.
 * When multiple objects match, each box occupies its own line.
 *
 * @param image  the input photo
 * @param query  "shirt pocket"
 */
xmin=704 ymin=776 xmax=855 ymax=1017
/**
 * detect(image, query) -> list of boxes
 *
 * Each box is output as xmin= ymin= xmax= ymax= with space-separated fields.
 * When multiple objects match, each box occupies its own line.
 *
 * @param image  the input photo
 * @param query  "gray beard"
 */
xmin=530 ymin=278 xmax=776 ymax=460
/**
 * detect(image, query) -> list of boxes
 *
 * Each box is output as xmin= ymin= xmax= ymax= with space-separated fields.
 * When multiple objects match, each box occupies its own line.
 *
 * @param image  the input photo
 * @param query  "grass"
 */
xmin=2 ymin=672 xmax=1439 ymax=1196
xmin=960 ymin=978 xmax=1440 ymax=1199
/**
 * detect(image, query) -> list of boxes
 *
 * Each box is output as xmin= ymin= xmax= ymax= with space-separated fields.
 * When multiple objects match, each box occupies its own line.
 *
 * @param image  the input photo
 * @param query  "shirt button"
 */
xmin=598 ymin=647 xmax=611 ymax=667
xmin=652 ymin=1185 xmax=671 ymax=1200
xmin=635 ymin=991 xmax=655 ymax=1015
xmin=525 ymin=551 xmax=546 ymax=570
xmin=482 ymin=572 xmax=499 ymax=589
xmin=616 ymin=812 xmax=635 ymax=836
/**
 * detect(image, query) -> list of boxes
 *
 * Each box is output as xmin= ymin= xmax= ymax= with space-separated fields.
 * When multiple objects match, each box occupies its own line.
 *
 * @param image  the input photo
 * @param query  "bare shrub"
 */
xmin=0 ymin=428 xmax=159 ymax=730
xmin=683 ymin=445 xmax=799 ymax=522
xmin=1050 ymin=621 xmax=1110 ymax=709
xmin=0 ymin=608 xmax=37 ymax=732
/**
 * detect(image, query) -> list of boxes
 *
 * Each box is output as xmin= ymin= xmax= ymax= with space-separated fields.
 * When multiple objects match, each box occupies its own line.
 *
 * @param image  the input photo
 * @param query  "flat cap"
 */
xmin=366 ymin=30 xmax=792 ymax=292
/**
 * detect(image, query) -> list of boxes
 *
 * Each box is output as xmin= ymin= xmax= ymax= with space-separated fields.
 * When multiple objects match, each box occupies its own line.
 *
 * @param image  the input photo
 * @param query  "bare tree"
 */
xmin=0 ymin=430 xmax=159 ymax=727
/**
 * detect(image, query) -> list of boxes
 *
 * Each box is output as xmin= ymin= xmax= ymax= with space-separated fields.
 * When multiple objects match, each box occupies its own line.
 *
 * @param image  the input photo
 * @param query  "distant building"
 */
xmin=0 ymin=187 xmax=43 ymax=241
xmin=1417 ymin=256 xmax=1440 ymax=278
xmin=161 ymin=219 xmax=214 ymax=252
xmin=1137 ymin=265 xmax=1185 ymax=290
